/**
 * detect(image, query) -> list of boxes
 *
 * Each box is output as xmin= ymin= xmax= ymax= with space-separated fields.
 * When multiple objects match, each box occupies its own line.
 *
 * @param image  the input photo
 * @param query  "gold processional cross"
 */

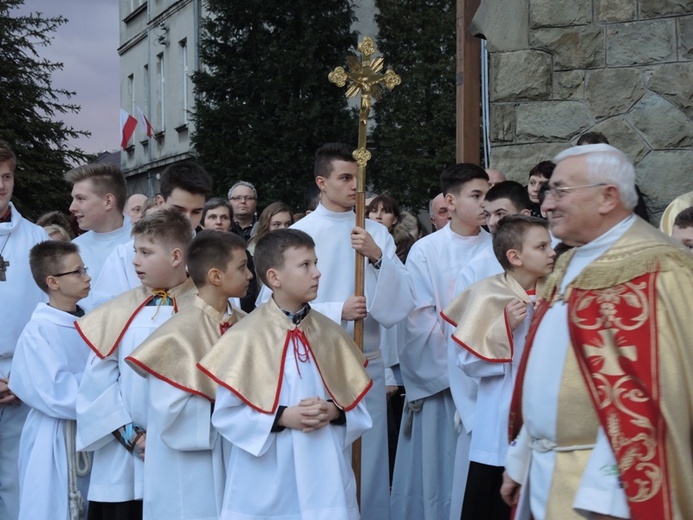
xmin=328 ymin=35 xmax=400 ymax=506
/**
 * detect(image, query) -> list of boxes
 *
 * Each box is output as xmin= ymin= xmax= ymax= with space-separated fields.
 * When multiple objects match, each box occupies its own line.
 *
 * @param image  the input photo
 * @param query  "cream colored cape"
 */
xmin=126 ymin=296 xmax=246 ymax=401
xmin=198 ymin=299 xmax=372 ymax=414
xmin=75 ymin=277 xmax=197 ymax=359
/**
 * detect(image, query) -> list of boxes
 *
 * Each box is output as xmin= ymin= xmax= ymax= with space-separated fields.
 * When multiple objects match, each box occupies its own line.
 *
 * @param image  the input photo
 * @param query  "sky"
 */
xmin=20 ymin=0 xmax=120 ymax=154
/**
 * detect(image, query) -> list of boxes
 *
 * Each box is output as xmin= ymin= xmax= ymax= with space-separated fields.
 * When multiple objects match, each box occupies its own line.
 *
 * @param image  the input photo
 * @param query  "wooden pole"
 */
xmin=457 ymin=0 xmax=482 ymax=163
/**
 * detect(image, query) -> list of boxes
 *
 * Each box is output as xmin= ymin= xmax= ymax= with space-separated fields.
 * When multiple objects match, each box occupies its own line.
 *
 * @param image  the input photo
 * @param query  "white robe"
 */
xmin=257 ymin=203 xmax=414 ymax=520
xmin=0 ymin=202 xmax=49 ymax=520
xmin=72 ymin=220 xmax=132 ymax=311
xmin=392 ymin=223 xmax=491 ymax=520
xmin=9 ymin=303 xmax=90 ymax=520
xmin=143 ymin=379 xmax=224 ymax=520
xmin=212 ymin=333 xmax=372 ymax=520
xmin=505 ymin=216 xmax=634 ymax=520
xmin=76 ymin=305 xmax=175 ymax=502
xmin=91 ymin=240 xmax=139 ymax=307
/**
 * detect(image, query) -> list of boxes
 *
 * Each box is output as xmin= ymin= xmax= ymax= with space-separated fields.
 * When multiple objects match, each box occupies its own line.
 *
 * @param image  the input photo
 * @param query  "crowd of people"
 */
xmin=0 ymin=134 xmax=692 ymax=520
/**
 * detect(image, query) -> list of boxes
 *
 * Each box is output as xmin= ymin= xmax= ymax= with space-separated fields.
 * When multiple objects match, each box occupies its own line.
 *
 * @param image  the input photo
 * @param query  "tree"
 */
xmin=371 ymin=0 xmax=457 ymax=211
xmin=192 ymin=0 xmax=358 ymax=211
xmin=0 ymin=0 xmax=89 ymax=220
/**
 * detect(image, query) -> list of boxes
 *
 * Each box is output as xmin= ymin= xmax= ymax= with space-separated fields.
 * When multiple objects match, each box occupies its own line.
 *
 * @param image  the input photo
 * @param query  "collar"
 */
xmin=314 ymin=203 xmax=356 ymax=222
xmin=277 ymin=302 xmax=311 ymax=325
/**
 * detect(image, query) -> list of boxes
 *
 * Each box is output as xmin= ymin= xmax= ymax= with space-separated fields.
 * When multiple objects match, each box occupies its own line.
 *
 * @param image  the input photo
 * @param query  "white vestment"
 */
xmin=143 ymin=379 xmax=224 ymax=520
xmin=91 ymin=240 xmax=139 ymax=306
xmin=76 ymin=305 xmax=174 ymax=502
xmin=72 ymin=220 xmax=132 ymax=311
xmin=505 ymin=216 xmax=635 ymax=520
xmin=0 ymin=202 xmax=49 ymax=520
xmin=10 ymin=303 xmax=90 ymax=520
xmin=212 ymin=333 xmax=372 ymax=520
xmin=392 ymin=223 xmax=491 ymax=520
xmin=257 ymin=203 xmax=414 ymax=520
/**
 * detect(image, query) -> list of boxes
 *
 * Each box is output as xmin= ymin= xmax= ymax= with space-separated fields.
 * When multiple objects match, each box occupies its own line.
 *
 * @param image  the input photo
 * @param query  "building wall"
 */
xmin=472 ymin=0 xmax=693 ymax=217
xmin=119 ymin=0 xmax=202 ymax=195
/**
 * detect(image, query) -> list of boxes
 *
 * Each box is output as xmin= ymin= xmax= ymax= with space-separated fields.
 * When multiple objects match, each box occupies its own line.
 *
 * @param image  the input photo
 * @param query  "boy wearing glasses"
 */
xmin=10 ymin=240 xmax=92 ymax=520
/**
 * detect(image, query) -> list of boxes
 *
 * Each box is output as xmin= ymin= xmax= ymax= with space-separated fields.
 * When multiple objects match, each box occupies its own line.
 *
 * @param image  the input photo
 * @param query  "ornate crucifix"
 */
xmin=328 ymin=35 xmax=400 ymax=506
xmin=0 ymin=254 xmax=9 ymax=282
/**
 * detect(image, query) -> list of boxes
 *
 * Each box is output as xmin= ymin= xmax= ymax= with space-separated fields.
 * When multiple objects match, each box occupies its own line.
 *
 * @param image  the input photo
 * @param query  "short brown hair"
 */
xmin=314 ymin=143 xmax=355 ymax=179
xmin=30 ymin=240 xmax=79 ymax=292
xmin=131 ymin=207 xmax=193 ymax=251
xmin=64 ymin=164 xmax=128 ymax=213
xmin=0 ymin=140 xmax=17 ymax=170
xmin=254 ymin=229 xmax=315 ymax=287
xmin=186 ymin=230 xmax=247 ymax=288
xmin=493 ymin=214 xmax=549 ymax=271
xmin=674 ymin=206 xmax=693 ymax=230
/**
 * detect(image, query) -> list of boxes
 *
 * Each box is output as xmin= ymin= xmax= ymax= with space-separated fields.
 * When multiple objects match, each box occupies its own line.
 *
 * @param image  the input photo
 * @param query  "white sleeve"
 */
xmin=573 ymin=427 xmax=630 ymax=519
xmin=457 ymin=345 xmax=508 ymax=379
xmin=505 ymin=425 xmax=531 ymax=484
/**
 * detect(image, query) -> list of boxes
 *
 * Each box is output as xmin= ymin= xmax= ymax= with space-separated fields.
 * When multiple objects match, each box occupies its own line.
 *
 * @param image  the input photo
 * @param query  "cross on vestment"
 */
xmin=583 ymin=329 xmax=638 ymax=377
xmin=0 ymin=254 xmax=9 ymax=282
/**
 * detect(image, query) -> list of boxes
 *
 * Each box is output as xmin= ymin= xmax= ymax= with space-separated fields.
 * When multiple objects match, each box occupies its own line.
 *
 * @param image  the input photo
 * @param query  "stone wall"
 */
xmin=472 ymin=0 xmax=693 ymax=216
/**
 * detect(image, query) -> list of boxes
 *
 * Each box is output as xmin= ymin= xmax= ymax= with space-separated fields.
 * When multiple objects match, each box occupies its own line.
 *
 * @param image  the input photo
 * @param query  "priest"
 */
xmin=502 ymin=144 xmax=693 ymax=520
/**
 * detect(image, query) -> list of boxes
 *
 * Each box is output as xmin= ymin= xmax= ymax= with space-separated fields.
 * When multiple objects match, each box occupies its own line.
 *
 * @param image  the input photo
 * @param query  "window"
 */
xmin=156 ymin=53 xmax=165 ymax=131
xmin=180 ymin=39 xmax=189 ymax=124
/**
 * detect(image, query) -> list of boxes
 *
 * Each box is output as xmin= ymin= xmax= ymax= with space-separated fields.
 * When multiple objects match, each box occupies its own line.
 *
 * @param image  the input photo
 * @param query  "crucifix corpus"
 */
xmin=0 ymin=254 xmax=9 ymax=282
xmin=328 ymin=35 xmax=401 ymax=503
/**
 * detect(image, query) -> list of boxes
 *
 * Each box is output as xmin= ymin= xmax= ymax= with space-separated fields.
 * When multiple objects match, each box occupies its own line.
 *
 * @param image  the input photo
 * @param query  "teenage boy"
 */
xmin=391 ymin=163 xmax=490 ymax=520
xmin=75 ymin=209 xmax=196 ymax=520
xmin=0 ymin=140 xmax=49 ymax=520
xmin=256 ymin=143 xmax=413 ymax=519
xmin=526 ymin=161 xmax=555 ymax=218
xmin=199 ymin=229 xmax=372 ymax=519
xmin=443 ymin=215 xmax=555 ymax=520
xmin=65 ymin=163 xmax=131 ymax=310
xmin=672 ymin=206 xmax=693 ymax=252
xmin=93 ymin=161 xmax=212 ymax=305
xmin=10 ymin=241 xmax=92 ymax=520
xmin=125 ymin=231 xmax=249 ymax=520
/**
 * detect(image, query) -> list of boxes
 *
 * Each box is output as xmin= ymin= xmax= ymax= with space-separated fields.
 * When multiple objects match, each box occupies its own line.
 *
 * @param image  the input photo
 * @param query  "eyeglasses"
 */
xmin=229 ymin=196 xmax=256 ymax=202
xmin=544 ymin=183 xmax=607 ymax=200
xmin=52 ymin=267 xmax=89 ymax=278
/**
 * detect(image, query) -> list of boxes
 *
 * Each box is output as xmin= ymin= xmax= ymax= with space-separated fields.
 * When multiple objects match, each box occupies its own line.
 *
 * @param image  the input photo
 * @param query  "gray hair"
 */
xmin=227 ymin=180 xmax=257 ymax=200
xmin=553 ymin=144 xmax=638 ymax=210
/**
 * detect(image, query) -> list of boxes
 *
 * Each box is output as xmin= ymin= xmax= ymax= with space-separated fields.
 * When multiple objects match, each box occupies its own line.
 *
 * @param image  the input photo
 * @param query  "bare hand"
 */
xmin=279 ymin=398 xmax=339 ymax=432
xmin=342 ymin=294 xmax=367 ymax=321
xmin=134 ymin=433 xmax=146 ymax=461
xmin=386 ymin=385 xmax=398 ymax=400
xmin=500 ymin=471 xmax=521 ymax=507
xmin=505 ymin=299 xmax=528 ymax=331
xmin=0 ymin=379 xmax=19 ymax=406
xmin=351 ymin=226 xmax=382 ymax=264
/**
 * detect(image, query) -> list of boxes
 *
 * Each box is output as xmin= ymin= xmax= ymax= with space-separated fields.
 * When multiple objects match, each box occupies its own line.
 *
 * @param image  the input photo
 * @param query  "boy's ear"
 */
xmin=520 ymin=208 xmax=531 ymax=216
xmin=315 ymin=176 xmax=327 ymax=193
xmin=45 ymin=275 xmax=60 ymax=292
xmin=171 ymin=247 xmax=184 ymax=267
xmin=207 ymin=267 xmax=222 ymax=287
xmin=506 ymin=248 xmax=523 ymax=268
xmin=156 ymin=194 xmax=165 ymax=207
xmin=265 ymin=267 xmax=281 ymax=290
xmin=444 ymin=192 xmax=455 ymax=210
xmin=104 ymin=192 xmax=116 ymax=211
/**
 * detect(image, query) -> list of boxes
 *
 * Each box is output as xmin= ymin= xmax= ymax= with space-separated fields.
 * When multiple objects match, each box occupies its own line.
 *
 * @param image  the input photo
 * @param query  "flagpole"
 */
xmin=329 ymin=36 xmax=400 ymax=507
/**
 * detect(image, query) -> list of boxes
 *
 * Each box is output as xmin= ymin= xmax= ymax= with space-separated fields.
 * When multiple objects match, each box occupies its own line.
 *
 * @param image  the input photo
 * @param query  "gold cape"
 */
xmin=197 ymin=299 xmax=372 ymax=414
xmin=442 ymin=273 xmax=544 ymax=362
xmin=125 ymin=296 xmax=246 ymax=402
xmin=75 ymin=277 xmax=197 ymax=359
xmin=519 ymin=218 xmax=693 ymax=519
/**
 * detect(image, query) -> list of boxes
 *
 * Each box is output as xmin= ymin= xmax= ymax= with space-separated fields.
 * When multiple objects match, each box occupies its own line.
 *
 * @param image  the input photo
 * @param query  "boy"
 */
xmin=10 ymin=241 xmax=92 ymax=520
xmin=75 ymin=209 xmax=196 ymax=520
xmin=92 ymin=161 xmax=212 ymax=305
xmin=392 ymin=163 xmax=490 ymax=520
xmin=65 ymin=163 xmax=131 ymax=311
xmin=125 ymin=231 xmax=250 ymax=519
xmin=672 ymin=206 xmax=693 ymax=252
xmin=199 ymin=229 xmax=372 ymax=520
xmin=526 ymin=161 xmax=554 ymax=218
xmin=443 ymin=215 xmax=555 ymax=520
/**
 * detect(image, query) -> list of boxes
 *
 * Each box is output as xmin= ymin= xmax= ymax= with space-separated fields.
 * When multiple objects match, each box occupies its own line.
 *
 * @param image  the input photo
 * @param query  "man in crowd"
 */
xmin=227 ymin=181 xmax=258 ymax=241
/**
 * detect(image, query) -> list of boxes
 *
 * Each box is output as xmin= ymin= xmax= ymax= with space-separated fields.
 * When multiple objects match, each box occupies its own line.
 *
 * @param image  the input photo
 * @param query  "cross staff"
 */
xmin=328 ymin=35 xmax=400 ymax=506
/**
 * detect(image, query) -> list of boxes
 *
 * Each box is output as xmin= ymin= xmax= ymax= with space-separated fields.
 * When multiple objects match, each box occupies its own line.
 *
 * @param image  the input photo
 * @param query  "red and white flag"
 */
xmin=120 ymin=109 xmax=138 ymax=150
xmin=137 ymin=105 xmax=154 ymax=138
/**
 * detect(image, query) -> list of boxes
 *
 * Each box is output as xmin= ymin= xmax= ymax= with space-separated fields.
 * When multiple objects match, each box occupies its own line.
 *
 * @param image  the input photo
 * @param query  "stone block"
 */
xmin=585 ymin=68 xmax=645 ymax=118
xmin=553 ymin=70 xmax=585 ymax=100
xmin=490 ymin=143 xmax=567 ymax=182
xmin=583 ymin=118 xmax=649 ymax=163
xmin=647 ymin=63 xmax=693 ymax=118
xmin=529 ymin=0 xmax=591 ymax=28
xmin=531 ymin=26 xmax=605 ymax=70
xmin=516 ymin=101 xmax=594 ymax=142
xmin=490 ymin=50 xmax=552 ymax=102
xmin=471 ymin=0 xmax=529 ymax=52
xmin=679 ymin=16 xmax=693 ymax=60
xmin=624 ymin=92 xmax=693 ymax=149
xmin=641 ymin=0 xmax=693 ymax=19
xmin=606 ymin=20 xmax=677 ymax=66
xmin=490 ymin=104 xmax=516 ymax=142
xmin=596 ymin=0 xmax=637 ymax=22
xmin=636 ymin=151 xmax=693 ymax=213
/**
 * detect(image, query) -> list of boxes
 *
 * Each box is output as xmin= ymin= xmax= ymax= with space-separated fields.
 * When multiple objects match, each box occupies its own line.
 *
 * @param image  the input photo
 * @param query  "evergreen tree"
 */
xmin=0 ymin=0 xmax=89 ymax=220
xmin=371 ymin=0 xmax=457 ymax=211
xmin=192 ymin=0 xmax=358 ymax=211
